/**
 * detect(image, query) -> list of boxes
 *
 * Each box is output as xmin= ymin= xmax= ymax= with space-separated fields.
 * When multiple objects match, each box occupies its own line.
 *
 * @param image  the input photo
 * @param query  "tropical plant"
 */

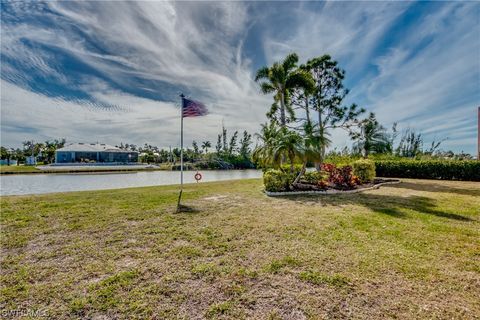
xmin=255 ymin=53 xmax=314 ymax=127
xmin=263 ymin=169 xmax=293 ymax=192
xmin=215 ymin=135 xmax=222 ymax=153
xmin=239 ymin=131 xmax=252 ymax=159
xmin=271 ymin=128 xmax=304 ymax=173
xmin=42 ymin=139 xmax=66 ymax=163
xmin=228 ymin=131 xmax=239 ymax=155
xmin=252 ymin=121 xmax=283 ymax=169
xmin=192 ymin=141 xmax=200 ymax=157
xmin=352 ymin=159 xmax=376 ymax=183
xmin=395 ymin=129 xmax=423 ymax=158
xmin=1 ymin=146 xmax=11 ymax=160
xmin=253 ymin=123 xmax=305 ymax=173
xmin=351 ymin=113 xmax=390 ymax=157
xmin=328 ymin=165 xmax=359 ymax=190
xmin=201 ymin=141 xmax=211 ymax=154
xmin=292 ymin=121 xmax=331 ymax=184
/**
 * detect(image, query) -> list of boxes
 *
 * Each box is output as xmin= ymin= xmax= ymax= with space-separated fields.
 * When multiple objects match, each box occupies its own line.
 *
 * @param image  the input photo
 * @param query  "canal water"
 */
xmin=0 ymin=170 xmax=262 ymax=196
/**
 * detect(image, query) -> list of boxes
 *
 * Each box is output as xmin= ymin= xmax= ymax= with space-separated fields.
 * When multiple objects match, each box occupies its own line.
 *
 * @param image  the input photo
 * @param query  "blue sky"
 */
xmin=1 ymin=1 xmax=479 ymax=153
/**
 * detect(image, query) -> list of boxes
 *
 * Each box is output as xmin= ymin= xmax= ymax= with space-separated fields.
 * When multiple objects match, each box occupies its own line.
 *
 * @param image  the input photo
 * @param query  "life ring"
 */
xmin=194 ymin=172 xmax=202 ymax=182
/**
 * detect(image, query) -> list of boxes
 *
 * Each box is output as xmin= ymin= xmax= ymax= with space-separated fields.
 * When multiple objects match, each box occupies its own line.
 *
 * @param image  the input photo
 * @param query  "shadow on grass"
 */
xmin=278 ymin=192 xmax=474 ymax=222
xmin=176 ymin=204 xmax=201 ymax=213
xmin=389 ymin=181 xmax=480 ymax=197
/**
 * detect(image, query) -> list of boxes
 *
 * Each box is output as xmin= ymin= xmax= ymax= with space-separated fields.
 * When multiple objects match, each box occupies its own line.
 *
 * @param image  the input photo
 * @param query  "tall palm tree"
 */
xmin=201 ymin=141 xmax=211 ymax=154
xmin=255 ymin=53 xmax=314 ymax=127
xmin=351 ymin=113 xmax=389 ymax=157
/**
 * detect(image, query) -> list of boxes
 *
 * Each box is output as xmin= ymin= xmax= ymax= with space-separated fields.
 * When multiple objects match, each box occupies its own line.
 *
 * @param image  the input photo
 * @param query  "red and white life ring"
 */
xmin=194 ymin=172 xmax=202 ymax=182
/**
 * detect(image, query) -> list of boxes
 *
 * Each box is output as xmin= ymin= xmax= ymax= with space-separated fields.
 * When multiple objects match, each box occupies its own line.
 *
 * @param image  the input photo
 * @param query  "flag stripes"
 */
xmin=182 ymin=97 xmax=208 ymax=118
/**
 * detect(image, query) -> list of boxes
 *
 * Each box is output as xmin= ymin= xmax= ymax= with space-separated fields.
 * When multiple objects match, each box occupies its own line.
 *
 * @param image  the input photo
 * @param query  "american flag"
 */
xmin=182 ymin=97 xmax=208 ymax=118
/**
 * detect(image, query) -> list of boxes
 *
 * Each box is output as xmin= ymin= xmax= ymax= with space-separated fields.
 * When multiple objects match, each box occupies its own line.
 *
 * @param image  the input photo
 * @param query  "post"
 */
xmin=180 ymin=94 xmax=184 ymax=188
xmin=177 ymin=94 xmax=185 ymax=211
xmin=477 ymin=106 xmax=480 ymax=160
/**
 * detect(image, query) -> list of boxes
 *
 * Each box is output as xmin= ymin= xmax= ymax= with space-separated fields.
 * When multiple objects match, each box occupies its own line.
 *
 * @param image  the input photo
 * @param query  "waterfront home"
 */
xmin=55 ymin=143 xmax=138 ymax=164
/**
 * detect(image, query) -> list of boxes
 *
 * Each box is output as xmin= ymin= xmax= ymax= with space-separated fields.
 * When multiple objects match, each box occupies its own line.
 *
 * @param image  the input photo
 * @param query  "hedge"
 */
xmin=374 ymin=160 xmax=480 ymax=181
xmin=263 ymin=169 xmax=296 ymax=192
xmin=352 ymin=159 xmax=375 ymax=183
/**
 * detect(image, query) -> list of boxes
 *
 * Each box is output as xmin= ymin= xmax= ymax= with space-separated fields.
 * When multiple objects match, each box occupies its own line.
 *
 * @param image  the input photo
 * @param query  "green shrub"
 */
xmin=302 ymin=171 xmax=325 ymax=184
xmin=374 ymin=160 xmax=480 ymax=181
xmin=352 ymin=159 xmax=376 ymax=183
xmin=263 ymin=169 xmax=294 ymax=192
xmin=279 ymin=164 xmax=303 ymax=175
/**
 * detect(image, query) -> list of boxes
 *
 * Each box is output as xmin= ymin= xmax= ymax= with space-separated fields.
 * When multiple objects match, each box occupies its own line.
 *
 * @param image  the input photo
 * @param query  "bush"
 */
xmin=279 ymin=164 xmax=303 ymax=175
xmin=302 ymin=171 xmax=325 ymax=184
xmin=352 ymin=159 xmax=376 ymax=183
xmin=374 ymin=160 xmax=480 ymax=181
xmin=328 ymin=165 xmax=359 ymax=190
xmin=263 ymin=169 xmax=294 ymax=192
xmin=320 ymin=163 xmax=336 ymax=174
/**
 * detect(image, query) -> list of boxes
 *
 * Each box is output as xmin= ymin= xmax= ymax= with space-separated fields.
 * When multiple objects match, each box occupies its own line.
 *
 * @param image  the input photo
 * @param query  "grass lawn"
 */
xmin=0 ymin=165 xmax=165 ymax=175
xmin=1 ymin=179 xmax=479 ymax=319
xmin=0 ymin=165 xmax=41 ymax=174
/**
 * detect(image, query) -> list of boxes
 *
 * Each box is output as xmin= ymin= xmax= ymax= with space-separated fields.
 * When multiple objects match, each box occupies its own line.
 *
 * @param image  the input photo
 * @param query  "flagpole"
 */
xmin=177 ymin=94 xmax=184 ymax=212
xmin=180 ymin=94 xmax=184 ymax=189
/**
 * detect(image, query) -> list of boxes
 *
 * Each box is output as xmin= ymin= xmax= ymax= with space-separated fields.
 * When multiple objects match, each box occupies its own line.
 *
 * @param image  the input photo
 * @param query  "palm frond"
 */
xmin=282 ymin=53 xmax=299 ymax=72
xmin=260 ymin=82 xmax=275 ymax=94
xmin=255 ymin=66 xmax=270 ymax=82
xmin=270 ymin=63 xmax=285 ymax=84
xmin=286 ymin=70 xmax=315 ymax=92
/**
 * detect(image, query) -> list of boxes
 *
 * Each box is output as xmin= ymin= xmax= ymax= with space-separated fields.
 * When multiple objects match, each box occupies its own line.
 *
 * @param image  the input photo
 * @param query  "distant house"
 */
xmin=26 ymin=156 xmax=37 ymax=165
xmin=55 ymin=143 xmax=138 ymax=164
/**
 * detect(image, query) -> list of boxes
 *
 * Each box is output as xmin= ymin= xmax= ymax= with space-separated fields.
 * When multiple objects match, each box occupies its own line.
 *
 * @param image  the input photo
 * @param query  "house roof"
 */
xmin=56 ymin=143 xmax=137 ymax=153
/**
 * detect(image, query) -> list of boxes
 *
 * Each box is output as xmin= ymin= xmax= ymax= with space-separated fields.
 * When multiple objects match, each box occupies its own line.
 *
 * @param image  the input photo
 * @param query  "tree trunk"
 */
xmin=289 ymin=153 xmax=295 ymax=173
xmin=305 ymin=96 xmax=310 ymax=124
xmin=280 ymin=91 xmax=286 ymax=127
xmin=293 ymin=161 xmax=307 ymax=185
xmin=315 ymin=110 xmax=324 ymax=172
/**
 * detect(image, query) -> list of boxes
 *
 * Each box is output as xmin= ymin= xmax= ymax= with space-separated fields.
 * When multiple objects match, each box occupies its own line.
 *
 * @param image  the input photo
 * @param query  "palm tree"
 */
xmin=272 ymin=128 xmax=303 ymax=173
xmin=252 ymin=121 xmax=282 ymax=169
xmin=292 ymin=121 xmax=331 ymax=184
xmin=201 ymin=141 xmax=211 ymax=154
xmin=255 ymin=53 xmax=314 ymax=127
xmin=351 ymin=113 xmax=389 ymax=157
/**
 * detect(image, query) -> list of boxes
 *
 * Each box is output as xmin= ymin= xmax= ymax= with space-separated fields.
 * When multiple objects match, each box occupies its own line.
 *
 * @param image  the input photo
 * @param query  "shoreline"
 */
xmin=0 ymin=166 xmax=252 ymax=175
xmin=0 ymin=167 xmax=166 ymax=175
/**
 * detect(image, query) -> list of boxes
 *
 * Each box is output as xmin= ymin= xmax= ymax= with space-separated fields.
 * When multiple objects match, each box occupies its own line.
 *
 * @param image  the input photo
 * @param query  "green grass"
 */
xmin=0 ymin=165 xmax=41 ymax=174
xmin=0 ymin=164 xmax=168 ymax=175
xmin=1 ymin=178 xmax=479 ymax=319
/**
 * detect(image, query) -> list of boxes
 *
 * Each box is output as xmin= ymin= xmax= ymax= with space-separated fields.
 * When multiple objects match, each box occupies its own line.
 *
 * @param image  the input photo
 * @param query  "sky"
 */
xmin=1 ymin=1 xmax=479 ymax=154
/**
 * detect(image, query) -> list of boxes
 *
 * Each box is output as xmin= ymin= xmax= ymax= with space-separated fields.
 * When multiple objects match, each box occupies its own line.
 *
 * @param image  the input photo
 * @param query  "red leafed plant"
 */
xmin=328 ymin=165 xmax=359 ymax=190
xmin=321 ymin=163 xmax=336 ymax=173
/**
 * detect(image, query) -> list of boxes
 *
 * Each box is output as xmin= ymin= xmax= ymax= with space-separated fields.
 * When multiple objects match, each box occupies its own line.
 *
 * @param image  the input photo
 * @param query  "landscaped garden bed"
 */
xmin=263 ymin=159 xmax=401 ymax=195
xmin=265 ymin=177 xmax=400 ymax=196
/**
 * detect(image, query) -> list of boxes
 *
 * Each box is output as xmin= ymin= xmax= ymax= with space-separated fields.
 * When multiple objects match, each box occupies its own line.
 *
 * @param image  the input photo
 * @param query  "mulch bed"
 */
xmin=266 ymin=178 xmax=401 ymax=196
